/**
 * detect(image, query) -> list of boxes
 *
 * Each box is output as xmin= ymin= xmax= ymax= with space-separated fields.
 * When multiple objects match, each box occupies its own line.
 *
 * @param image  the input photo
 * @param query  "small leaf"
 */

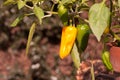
xmin=3 ymin=0 xmax=16 ymax=5
xmin=71 ymin=43 xmax=80 ymax=69
xmin=89 ymin=2 xmax=110 ymax=41
xmin=61 ymin=0 xmax=72 ymax=5
xmin=10 ymin=15 xmax=24 ymax=27
xmin=26 ymin=23 xmax=36 ymax=55
xmin=17 ymin=0 xmax=25 ymax=9
xmin=32 ymin=0 xmax=41 ymax=4
xmin=81 ymin=0 xmax=88 ymax=4
xmin=33 ymin=5 xmax=44 ymax=24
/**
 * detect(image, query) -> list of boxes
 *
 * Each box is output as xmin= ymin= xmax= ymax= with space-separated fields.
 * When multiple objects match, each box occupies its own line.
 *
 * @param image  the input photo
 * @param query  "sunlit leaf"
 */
xmin=32 ymin=0 xmax=43 ymax=4
xmin=61 ymin=0 xmax=72 ymax=5
xmin=89 ymin=2 xmax=110 ymax=41
xmin=26 ymin=23 xmax=36 ymax=55
xmin=81 ymin=0 xmax=88 ymax=4
xmin=32 ymin=0 xmax=39 ymax=3
xmin=33 ymin=5 xmax=44 ymax=24
xmin=3 ymin=0 xmax=16 ymax=5
xmin=71 ymin=43 xmax=80 ymax=69
xmin=17 ymin=0 xmax=25 ymax=9
xmin=10 ymin=15 xmax=24 ymax=27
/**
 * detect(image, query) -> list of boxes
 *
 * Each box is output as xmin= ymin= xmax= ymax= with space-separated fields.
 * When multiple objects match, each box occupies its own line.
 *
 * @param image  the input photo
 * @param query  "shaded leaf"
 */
xmin=17 ymin=0 xmax=25 ymax=9
xmin=71 ymin=43 xmax=80 ymax=69
xmin=33 ymin=5 xmax=44 ymax=24
xmin=26 ymin=23 xmax=36 ymax=55
xmin=10 ymin=15 xmax=24 ymax=27
xmin=89 ymin=2 xmax=110 ymax=41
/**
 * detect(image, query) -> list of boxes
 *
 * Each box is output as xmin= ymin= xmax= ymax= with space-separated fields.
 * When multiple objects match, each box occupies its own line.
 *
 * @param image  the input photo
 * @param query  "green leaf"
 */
xmin=33 ymin=5 xmax=44 ymax=24
xmin=10 ymin=15 xmax=24 ymax=27
xmin=32 ymin=0 xmax=43 ymax=4
xmin=89 ymin=2 xmax=110 ymax=41
xmin=81 ymin=0 xmax=88 ymax=4
xmin=32 ymin=0 xmax=38 ymax=3
xmin=3 ymin=0 xmax=16 ymax=5
xmin=71 ymin=43 xmax=80 ymax=69
xmin=61 ymin=0 xmax=72 ymax=5
xmin=26 ymin=23 xmax=36 ymax=55
xmin=17 ymin=0 xmax=25 ymax=9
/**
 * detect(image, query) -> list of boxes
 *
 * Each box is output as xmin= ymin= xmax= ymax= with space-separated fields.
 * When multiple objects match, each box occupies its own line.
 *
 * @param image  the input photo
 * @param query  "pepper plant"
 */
xmin=3 ymin=0 xmax=120 ymax=79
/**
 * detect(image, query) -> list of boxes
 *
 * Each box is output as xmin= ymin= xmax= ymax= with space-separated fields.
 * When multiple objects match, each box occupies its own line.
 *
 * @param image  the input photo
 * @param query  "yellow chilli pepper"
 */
xmin=59 ymin=26 xmax=77 ymax=59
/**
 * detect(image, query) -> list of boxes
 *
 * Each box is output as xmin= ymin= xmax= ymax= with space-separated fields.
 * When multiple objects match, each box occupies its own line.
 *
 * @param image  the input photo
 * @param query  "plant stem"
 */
xmin=24 ymin=13 xmax=34 ymax=16
xmin=51 ymin=4 xmax=55 ymax=12
xmin=25 ymin=4 xmax=33 ymax=9
xmin=109 ymin=0 xmax=113 ymax=28
xmin=109 ymin=0 xmax=115 ymax=39
xmin=91 ymin=62 xmax=95 ymax=80
xmin=45 ymin=11 xmax=58 ymax=14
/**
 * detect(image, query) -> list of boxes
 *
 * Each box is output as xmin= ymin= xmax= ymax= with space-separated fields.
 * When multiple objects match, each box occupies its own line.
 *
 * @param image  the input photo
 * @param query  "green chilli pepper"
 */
xmin=102 ymin=51 xmax=113 ymax=71
xmin=76 ymin=24 xmax=90 ymax=53
xmin=58 ymin=5 xmax=68 ymax=25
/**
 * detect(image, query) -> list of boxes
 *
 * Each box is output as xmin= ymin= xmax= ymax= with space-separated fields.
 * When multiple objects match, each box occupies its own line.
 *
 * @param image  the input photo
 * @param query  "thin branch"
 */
xmin=25 ymin=4 xmax=33 ymax=9
xmin=42 ymin=14 xmax=52 ymax=19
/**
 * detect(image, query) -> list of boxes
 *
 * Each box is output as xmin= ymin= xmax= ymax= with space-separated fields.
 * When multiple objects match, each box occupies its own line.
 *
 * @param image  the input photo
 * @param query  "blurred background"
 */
xmin=0 ymin=0 xmax=120 ymax=80
xmin=0 ymin=0 xmax=76 ymax=80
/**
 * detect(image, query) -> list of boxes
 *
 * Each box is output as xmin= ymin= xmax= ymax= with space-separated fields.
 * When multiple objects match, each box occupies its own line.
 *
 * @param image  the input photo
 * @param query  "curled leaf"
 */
xmin=26 ymin=23 xmax=36 ymax=55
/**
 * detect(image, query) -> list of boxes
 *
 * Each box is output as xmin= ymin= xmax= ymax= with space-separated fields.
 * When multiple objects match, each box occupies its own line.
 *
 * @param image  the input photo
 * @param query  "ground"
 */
xmin=0 ymin=0 xmax=120 ymax=80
